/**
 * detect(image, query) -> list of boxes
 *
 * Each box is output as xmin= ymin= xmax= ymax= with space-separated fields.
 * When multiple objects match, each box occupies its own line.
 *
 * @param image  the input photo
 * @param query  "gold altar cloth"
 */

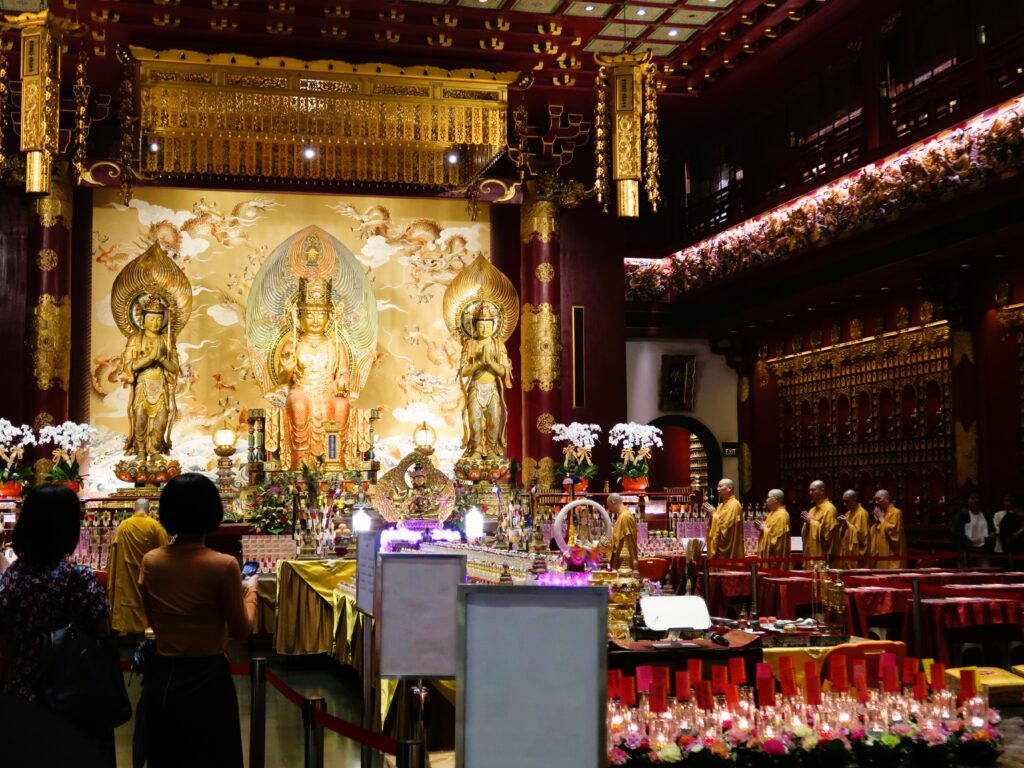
xmin=274 ymin=560 xmax=356 ymax=655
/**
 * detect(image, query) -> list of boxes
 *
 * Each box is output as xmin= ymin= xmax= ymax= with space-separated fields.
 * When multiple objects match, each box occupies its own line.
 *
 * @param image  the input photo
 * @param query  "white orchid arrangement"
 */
xmin=550 ymin=422 xmax=602 ymax=481
xmin=38 ymin=421 xmax=97 ymax=483
xmin=0 ymin=419 xmax=37 ymax=484
xmin=608 ymin=422 xmax=663 ymax=479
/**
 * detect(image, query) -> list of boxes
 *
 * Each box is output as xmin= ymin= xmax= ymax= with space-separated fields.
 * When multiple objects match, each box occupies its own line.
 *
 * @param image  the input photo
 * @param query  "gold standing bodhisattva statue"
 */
xmin=279 ymin=277 xmax=351 ymax=470
xmin=442 ymin=255 xmax=519 ymax=483
xmin=110 ymin=243 xmax=192 ymax=484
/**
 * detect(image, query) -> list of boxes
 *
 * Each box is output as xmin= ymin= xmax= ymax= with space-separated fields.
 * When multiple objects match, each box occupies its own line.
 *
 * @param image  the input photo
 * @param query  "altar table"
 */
xmin=757 ymin=576 xmax=813 ymax=619
xmin=274 ymin=559 xmax=356 ymax=655
xmin=844 ymin=586 xmax=912 ymax=637
xmin=698 ymin=571 xmax=752 ymax=616
xmin=608 ymin=630 xmax=762 ymax=686
xmin=917 ymin=596 xmax=1022 ymax=665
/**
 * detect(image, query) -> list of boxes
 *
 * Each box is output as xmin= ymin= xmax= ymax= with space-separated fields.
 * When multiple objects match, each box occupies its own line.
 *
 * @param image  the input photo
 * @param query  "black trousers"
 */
xmin=139 ymin=654 xmax=243 ymax=768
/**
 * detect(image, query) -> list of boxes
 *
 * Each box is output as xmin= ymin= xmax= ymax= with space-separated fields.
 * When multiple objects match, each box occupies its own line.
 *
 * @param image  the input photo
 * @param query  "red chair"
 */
xmin=637 ymin=558 xmax=670 ymax=583
xmin=819 ymin=640 xmax=907 ymax=690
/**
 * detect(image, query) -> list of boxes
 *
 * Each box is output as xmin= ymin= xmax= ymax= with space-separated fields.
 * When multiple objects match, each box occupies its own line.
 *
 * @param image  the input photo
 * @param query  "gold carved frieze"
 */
xmin=520 ymin=302 xmax=561 ymax=392
xmin=30 ymin=293 xmax=71 ymax=391
xmin=130 ymin=47 xmax=516 ymax=187
xmin=35 ymin=248 xmax=58 ymax=271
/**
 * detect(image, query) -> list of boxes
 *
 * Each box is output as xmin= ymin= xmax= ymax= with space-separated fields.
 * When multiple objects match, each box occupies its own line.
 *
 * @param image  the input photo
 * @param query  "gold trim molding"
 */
xmin=131 ymin=47 xmax=517 ymax=187
xmin=535 ymin=262 xmax=555 ymax=283
xmin=520 ymin=302 xmax=561 ymax=392
xmin=521 ymin=198 xmax=558 ymax=244
xmin=30 ymin=293 xmax=71 ymax=391
xmin=32 ymin=411 xmax=55 ymax=431
xmin=536 ymin=412 xmax=555 ymax=434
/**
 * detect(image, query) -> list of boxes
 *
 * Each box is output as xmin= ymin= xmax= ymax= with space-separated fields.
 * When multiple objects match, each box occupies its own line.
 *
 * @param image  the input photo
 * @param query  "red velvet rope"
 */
xmin=312 ymin=707 xmax=399 ymax=756
xmin=264 ymin=667 xmax=307 ymax=709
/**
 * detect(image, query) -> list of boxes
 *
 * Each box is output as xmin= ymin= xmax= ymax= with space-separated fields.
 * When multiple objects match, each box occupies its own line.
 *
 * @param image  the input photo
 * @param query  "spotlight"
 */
xmin=303 ymin=146 xmax=316 ymax=160
xmin=668 ymin=29 xmax=679 ymax=37
xmin=584 ymin=3 xmax=595 ymax=10
xmin=446 ymin=152 xmax=459 ymax=165
xmin=148 ymin=141 xmax=160 ymax=153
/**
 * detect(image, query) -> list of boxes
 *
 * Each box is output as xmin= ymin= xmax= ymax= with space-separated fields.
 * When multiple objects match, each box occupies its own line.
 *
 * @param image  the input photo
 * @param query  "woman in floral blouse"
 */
xmin=0 ymin=484 xmax=112 ymax=763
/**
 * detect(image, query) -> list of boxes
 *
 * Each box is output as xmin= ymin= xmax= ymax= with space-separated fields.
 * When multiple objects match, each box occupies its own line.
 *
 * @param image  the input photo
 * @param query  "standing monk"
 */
xmin=801 ymin=480 xmax=839 ymax=565
xmin=836 ymin=489 xmax=870 ymax=569
xmin=870 ymin=489 xmax=905 ymax=569
xmin=109 ymin=498 xmax=168 ymax=635
xmin=609 ymin=494 xmax=638 ymax=570
xmin=703 ymin=478 xmax=745 ymax=570
xmin=756 ymin=489 xmax=792 ymax=570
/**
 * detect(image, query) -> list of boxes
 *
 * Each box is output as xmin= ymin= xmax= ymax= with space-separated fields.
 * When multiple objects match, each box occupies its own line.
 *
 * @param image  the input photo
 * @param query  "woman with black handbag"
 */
xmin=138 ymin=473 xmax=257 ymax=768
xmin=0 ymin=484 xmax=122 ymax=766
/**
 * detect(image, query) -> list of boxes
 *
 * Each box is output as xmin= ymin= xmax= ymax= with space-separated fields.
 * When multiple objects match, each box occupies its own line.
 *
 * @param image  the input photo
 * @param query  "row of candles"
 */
xmin=608 ymin=654 xmax=987 ymax=750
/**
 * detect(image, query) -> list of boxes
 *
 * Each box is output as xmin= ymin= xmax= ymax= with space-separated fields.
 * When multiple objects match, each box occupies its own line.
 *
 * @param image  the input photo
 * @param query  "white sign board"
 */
xmin=375 ymin=552 xmax=466 ymax=679
xmin=356 ymin=531 xmax=381 ymax=615
xmin=639 ymin=595 xmax=711 ymax=632
xmin=457 ymin=586 xmax=607 ymax=768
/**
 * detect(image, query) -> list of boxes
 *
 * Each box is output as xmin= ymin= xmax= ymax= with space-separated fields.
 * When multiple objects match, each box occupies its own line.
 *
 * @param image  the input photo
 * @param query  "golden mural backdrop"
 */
xmin=88 ymin=188 xmax=489 ymax=491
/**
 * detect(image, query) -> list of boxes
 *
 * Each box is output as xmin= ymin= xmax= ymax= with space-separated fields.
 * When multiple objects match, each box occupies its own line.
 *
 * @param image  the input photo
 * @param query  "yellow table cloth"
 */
xmin=763 ymin=638 xmax=872 ymax=689
xmin=274 ymin=559 xmax=356 ymax=655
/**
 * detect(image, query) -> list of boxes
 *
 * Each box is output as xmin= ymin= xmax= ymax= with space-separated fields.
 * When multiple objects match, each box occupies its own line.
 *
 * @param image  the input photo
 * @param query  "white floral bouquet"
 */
xmin=551 ymin=422 xmax=602 ymax=482
xmin=38 ymin=421 xmax=97 ymax=484
xmin=608 ymin=422 xmax=663 ymax=479
xmin=0 ymin=419 xmax=37 ymax=485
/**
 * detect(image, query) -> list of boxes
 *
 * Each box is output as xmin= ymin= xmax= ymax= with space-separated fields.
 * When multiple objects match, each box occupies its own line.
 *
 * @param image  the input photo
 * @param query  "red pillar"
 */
xmin=519 ymin=182 xmax=562 ymax=490
xmin=24 ymin=167 xmax=72 ymax=447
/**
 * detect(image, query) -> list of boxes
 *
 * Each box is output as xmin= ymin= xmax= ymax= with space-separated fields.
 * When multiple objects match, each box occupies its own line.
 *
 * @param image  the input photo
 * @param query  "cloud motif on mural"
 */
xmin=94 ymin=293 xmax=117 ymax=327
xmin=207 ymin=304 xmax=240 ymax=326
xmin=358 ymin=236 xmax=399 ymax=269
xmin=376 ymin=300 xmax=407 ymax=314
xmin=392 ymin=402 xmax=445 ymax=427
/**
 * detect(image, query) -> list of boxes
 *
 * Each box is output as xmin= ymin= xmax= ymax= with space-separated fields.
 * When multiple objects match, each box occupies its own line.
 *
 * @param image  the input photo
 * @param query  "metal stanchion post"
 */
xmin=361 ymin=619 xmax=374 ymax=768
xmin=249 ymin=657 xmax=267 ymax=768
xmin=302 ymin=696 xmax=327 ymax=768
xmin=911 ymin=580 xmax=923 ymax=660
xmin=749 ymin=561 xmax=758 ymax=616
xmin=395 ymin=739 xmax=424 ymax=768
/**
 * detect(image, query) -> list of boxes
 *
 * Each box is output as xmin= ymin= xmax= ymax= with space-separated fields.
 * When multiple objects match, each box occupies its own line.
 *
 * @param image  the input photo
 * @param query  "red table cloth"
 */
xmin=844 ymin=586 xmax=912 ymax=637
xmin=929 ymin=583 xmax=1024 ymax=603
xmin=759 ymin=577 xmax=815 ymax=619
xmin=843 ymin=571 xmax=1024 ymax=589
xmin=916 ymin=597 xmax=1021 ymax=665
xmin=697 ymin=571 xmax=751 ymax=616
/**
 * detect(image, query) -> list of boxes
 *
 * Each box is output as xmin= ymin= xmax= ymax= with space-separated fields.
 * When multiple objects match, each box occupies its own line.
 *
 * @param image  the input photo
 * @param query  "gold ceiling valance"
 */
xmin=130 ymin=47 xmax=517 ymax=187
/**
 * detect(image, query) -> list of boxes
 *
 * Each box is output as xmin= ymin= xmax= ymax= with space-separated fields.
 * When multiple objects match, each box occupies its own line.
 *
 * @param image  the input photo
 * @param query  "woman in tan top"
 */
xmin=139 ymin=473 xmax=258 ymax=768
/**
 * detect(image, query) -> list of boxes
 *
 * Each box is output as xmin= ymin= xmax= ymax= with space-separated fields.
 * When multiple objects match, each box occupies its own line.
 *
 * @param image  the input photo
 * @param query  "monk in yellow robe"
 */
xmin=609 ymin=494 xmax=638 ymax=570
xmin=756 ymin=489 xmax=791 ymax=569
xmin=836 ymin=489 xmax=870 ymax=569
xmin=801 ymin=480 xmax=839 ymax=564
xmin=869 ymin=489 xmax=905 ymax=569
xmin=109 ymin=498 xmax=168 ymax=635
xmin=703 ymin=478 xmax=745 ymax=570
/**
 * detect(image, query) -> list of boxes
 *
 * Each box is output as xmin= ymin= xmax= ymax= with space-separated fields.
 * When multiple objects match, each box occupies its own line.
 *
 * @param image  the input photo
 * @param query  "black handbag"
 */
xmin=39 ymin=623 xmax=133 ymax=729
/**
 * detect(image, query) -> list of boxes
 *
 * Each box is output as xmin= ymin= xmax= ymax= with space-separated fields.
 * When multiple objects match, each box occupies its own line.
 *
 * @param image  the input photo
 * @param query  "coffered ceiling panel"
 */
xmin=14 ymin=0 xmax=842 ymax=96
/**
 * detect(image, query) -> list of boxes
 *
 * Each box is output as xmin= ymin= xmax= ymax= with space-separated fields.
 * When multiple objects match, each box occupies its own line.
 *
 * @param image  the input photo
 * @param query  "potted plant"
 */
xmin=0 ymin=420 xmax=36 ymax=497
xmin=38 ymin=421 xmax=97 ymax=493
xmin=551 ymin=422 xmax=601 ymax=493
xmin=609 ymin=422 xmax=663 ymax=493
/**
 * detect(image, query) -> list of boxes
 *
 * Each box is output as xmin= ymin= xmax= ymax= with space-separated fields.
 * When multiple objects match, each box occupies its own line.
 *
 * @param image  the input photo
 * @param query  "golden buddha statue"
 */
xmin=279 ymin=277 xmax=351 ymax=470
xmin=442 ymin=255 xmax=519 ymax=483
xmin=111 ymin=243 xmax=192 ymax=484
xmin=372 ymin=450 xmax=455 ymax=523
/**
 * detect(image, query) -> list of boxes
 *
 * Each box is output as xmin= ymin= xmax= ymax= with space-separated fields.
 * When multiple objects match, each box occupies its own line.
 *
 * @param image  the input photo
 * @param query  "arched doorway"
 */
xmin=647 ymin=415 xmax=724 ymax=493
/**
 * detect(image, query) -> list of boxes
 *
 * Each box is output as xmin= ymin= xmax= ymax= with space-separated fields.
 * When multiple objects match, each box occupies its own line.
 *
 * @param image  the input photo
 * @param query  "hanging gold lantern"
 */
xmin=593 ymin=52 xmax=661 ymax=218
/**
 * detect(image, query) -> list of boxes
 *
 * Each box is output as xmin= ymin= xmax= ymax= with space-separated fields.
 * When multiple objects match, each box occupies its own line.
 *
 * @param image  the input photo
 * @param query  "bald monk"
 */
xmin=800 ymin=480 xmax=840 ymax=565
xmin=109 ymin=497 xmax=168 ymax=635
xmin=755 ymin=488 xmax=792 ymax=569
xmin=609 ymin=494 xmax=638 ymax=570
xmin=836 ymin=489 xmax=870 ymax=569
xmin=702 ymin=478 xmax=745 ymax=570
xmin=869 ymin=489 xmax=905 ymax=569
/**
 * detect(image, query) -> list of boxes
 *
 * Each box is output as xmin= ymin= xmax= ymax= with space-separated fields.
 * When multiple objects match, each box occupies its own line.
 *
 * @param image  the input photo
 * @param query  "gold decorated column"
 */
xmin=25 ymin=164 xmax=73 ymax=435
xmin=11 ymin=11 xmax=63 ymax=195
xmin=520 ymin=180 xmax=563 ymax=491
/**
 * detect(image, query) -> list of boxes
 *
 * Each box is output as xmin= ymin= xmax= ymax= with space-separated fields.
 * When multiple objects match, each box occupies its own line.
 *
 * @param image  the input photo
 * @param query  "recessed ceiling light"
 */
xmin=668 ymin=28 xmax=679 ymax=37
xmin=303 ymin=146 xmax=316 ymax=159
xmin=148 ymin=141 xmax=160 ymax=153
xmin=584 ymin=3 xmax=595 ymax=10
xmin=636 ymin=8 xmax=646 ymax=15
xmin=447 ymin=152 xmax=459 ymax=165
